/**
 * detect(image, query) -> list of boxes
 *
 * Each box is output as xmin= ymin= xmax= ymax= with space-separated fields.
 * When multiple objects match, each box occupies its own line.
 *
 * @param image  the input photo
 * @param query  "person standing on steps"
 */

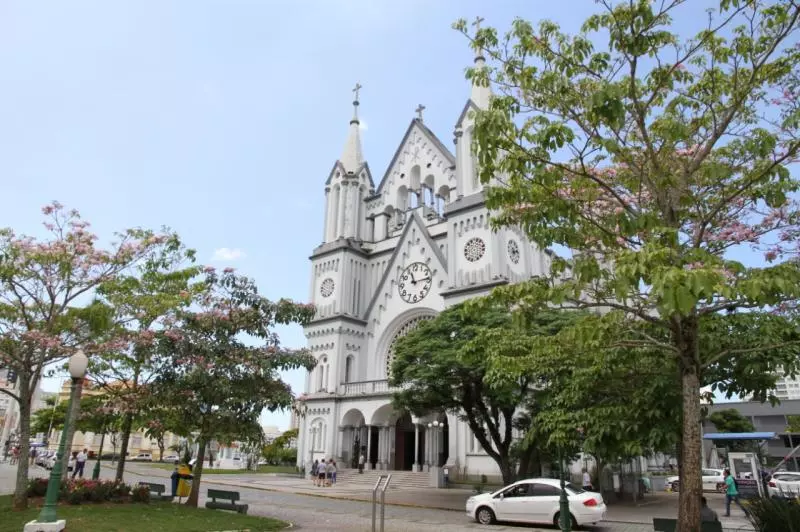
xmin=358 ymin=452 xmax=365 ymax=474
xmin=317 ymin=459 xmax=327 ymax=487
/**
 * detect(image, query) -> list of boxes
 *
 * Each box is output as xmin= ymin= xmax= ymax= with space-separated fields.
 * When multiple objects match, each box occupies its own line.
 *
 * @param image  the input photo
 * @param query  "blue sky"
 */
xmin=0 ymin=0 xmax=740 ymax=430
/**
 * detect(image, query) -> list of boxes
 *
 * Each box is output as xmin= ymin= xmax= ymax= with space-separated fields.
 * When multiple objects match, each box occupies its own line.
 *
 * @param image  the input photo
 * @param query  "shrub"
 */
xmin=66 ymin=485 xmax=85 ymax=505
xmin=130 ymin=484 xmax=150 ymax=503
xmin=26 ymin=478 xmax=49 ymax=498
xmin=746 ymin=496 xmax=800 ymax=532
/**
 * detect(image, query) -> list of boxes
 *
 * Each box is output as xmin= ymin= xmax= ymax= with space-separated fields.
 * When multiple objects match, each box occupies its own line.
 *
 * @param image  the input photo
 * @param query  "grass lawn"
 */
xmin=0 ymin=495 xmax=287 ymax=532
xmin=146 ymin=463 xmax=298 ymax=475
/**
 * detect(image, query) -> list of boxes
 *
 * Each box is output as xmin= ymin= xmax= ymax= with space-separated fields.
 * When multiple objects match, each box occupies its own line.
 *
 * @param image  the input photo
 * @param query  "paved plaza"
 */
xmin=0 ymin=462 xmax=755 ymax=531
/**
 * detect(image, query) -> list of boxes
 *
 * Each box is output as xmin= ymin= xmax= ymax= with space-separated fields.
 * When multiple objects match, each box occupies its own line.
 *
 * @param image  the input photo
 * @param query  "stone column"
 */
xmin=337 ymin=426 xmax=346 ymax=463
xmin=323 ymin=186 xmax=331 ymax=241
xmin=366 ymin=425 xmax=373 ymax=470
xmin=413 ymin=424 xmax=420 ymax=471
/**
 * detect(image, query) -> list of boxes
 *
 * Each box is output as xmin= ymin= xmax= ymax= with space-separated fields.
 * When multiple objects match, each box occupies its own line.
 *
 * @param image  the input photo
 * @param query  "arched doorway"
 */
xmin=393 ymin=413 xmax=421 ymax=471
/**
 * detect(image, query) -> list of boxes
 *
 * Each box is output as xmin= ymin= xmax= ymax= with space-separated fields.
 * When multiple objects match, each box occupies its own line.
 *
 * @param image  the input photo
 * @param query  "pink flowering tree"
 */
xmin=147 ymin=268 xmax=316 ymax=507
xmin=457 ymin=1 xmax=800 ymax=529
xmin=0 ymin=202 xmax=186 ymax=509
xmin=90 ymin=233 xmax=202 ymax=481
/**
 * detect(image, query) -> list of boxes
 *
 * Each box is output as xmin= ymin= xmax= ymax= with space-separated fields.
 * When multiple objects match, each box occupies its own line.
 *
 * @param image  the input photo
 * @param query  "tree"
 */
xmin=262 ymin=429 xmax=299 ymax=466
xmin=456 ymin=2 xmax=800 ymax=528
xmin=788 ymin=415 xmax=800 ymax=434
xmin=708 ymin=408 xmax=756 ymax=452
xmin=148 ymin=269 xmax=316 ymax=507
xmin=92 ymin=235 xmax=200 ymax=481
xmin=30 ymin=393 xmax=120 ymax=439
xmin=0 ymin=201 xmax=180 ymax=509
xmin=389 ymin=302 xmax=579 ymax=485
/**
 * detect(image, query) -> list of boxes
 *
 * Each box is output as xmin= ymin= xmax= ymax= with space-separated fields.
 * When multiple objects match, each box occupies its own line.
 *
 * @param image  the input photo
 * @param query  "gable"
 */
xmin=366 ymin=120 xmax=456 ymax=218
xmin=455 ymin=99 xmax=480 ymax=129
xmin=362 ymin=212 xmax=448 ymax=324
xmin=324 ymin=161 xmax=375 ymax=190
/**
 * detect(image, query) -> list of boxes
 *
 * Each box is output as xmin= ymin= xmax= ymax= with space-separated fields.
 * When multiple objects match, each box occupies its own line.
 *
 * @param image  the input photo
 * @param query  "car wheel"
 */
xmin=553 ymin=512 xmax=577 ymax=529
xmin=475 ymin=506 xmax=496 ymax=525
xmin=671 ymin=481 xmax=680 ymax=492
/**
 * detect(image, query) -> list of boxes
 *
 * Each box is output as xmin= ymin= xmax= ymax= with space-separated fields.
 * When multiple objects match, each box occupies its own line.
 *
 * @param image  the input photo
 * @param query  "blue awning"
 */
xmin=703 ymin=432 xmax=776 ymax=440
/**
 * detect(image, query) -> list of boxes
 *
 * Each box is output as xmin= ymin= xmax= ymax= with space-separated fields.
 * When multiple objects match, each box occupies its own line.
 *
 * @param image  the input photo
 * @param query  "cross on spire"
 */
xmin=472 ymin=16 xmax=485 ymax=30
xmin=352 ymin=82 xmax=362 ymax=102
xmin=415 ymin=104 xmax=426 ymax=121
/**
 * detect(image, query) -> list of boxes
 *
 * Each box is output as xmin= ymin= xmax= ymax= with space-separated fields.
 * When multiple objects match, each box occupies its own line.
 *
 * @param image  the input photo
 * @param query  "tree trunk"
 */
xmin=676 ymin=319 xmax=702 ymax=532
xmin=115 ymin=412 xmax=134 ymax=482
xmin=60 ymin=378 xmax=84 ymax=479
xmin=158 ymin=439 xmax=165 ymax=462
xmin=12 ymin=373 xmax=33 ymax=510
xmin=186 ymin=438 xmax=206 ymax=508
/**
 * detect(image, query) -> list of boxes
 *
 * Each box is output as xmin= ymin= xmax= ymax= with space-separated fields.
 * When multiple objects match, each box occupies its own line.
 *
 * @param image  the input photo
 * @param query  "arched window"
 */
xmin=344 ymin=355 xmax=354 ymax=383
xmin=317 ymin=356 xmax=328 ymax=391
xmin=385 ymin=315 xmax=436 ymax=378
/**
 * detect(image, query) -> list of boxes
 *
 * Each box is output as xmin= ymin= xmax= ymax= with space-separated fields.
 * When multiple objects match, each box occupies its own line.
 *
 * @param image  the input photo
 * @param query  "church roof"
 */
xmin=372 ymin=118 xmax=455 ymax=197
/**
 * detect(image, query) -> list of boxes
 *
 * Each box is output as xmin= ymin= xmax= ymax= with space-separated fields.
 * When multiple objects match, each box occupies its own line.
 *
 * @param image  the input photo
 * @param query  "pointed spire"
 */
xmin=471 ymin=17 xmax=491 ymax=109
xmin=340 ymin=83 xmax=364 ymax=173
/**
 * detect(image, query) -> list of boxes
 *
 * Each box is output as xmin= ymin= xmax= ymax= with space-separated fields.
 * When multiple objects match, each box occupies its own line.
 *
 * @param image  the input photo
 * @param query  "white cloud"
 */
xmin=211 ymin=247 xmax=246 ymax=261
xmin=359 ymin=119 xmax=368 ymax=131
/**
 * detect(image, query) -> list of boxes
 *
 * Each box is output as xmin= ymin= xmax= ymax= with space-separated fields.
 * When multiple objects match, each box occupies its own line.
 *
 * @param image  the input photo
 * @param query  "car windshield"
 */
xmin=564 ymin=483 xmax=585 ymax=494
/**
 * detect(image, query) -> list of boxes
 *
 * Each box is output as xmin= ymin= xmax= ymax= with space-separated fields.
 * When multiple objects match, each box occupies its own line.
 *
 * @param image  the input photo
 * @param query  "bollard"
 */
xmin=371 ymin=474 xmax=392 ymax=532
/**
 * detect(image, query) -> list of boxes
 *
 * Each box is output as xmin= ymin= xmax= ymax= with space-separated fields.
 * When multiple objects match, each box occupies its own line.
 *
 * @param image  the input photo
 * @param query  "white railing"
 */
xmin=339 ymin=379 xmax=394 ymax=396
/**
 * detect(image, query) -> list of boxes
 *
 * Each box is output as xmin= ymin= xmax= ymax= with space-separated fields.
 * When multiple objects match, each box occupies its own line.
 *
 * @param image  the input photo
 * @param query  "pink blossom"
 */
xmin=223 ymin=267 xmax=235 ymax=273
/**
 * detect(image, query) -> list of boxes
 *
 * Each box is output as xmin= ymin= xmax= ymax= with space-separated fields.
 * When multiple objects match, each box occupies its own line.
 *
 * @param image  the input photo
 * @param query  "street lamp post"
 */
xmin=26 ymin=351 xmax=88 ymax=532
xmin=558 ymin=450 xmax=572 ymax=532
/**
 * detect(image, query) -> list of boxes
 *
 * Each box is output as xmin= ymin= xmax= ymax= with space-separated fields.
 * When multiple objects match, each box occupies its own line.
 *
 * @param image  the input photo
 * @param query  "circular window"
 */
xmin=320 ymin=278 xmax=335 ymax=298
xmin=385 ymin=315 xmax=435 ymax=377
xmin=507 ymin=240 xmax=520 ymax=264
xmin=463 ymin=237 xmax=486 ymax=262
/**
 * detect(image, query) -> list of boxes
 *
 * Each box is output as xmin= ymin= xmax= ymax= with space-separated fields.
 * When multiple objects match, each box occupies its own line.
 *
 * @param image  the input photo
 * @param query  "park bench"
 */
xmin=653 ymin=518 xmax=723 ymax=532
xmin=205 ymin=488 xmax=248 ymax=514
xmin=138 ymin=482 xmax=172 ymax=501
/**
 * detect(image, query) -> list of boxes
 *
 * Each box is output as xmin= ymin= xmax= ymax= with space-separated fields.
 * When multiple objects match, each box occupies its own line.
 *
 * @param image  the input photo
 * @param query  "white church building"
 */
xmin=295 ymin=55 xmax=552 ymax=480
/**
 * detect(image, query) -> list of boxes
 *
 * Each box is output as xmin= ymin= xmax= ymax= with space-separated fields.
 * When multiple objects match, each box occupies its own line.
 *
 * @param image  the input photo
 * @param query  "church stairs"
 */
xmin=336 ymin=468 xmax=431 ymax=489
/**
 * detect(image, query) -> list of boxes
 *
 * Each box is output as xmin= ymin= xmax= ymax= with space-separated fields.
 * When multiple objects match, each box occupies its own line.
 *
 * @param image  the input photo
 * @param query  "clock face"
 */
xmin=320 ymin=278 xmax=335 ymax=298
xmin=398 ymin=262 xmax=432 ymax=304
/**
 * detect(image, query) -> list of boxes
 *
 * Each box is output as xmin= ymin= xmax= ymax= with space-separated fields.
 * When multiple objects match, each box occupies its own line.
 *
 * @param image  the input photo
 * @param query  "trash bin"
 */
xmin=176 ymin=464 xmax=193 ymax=497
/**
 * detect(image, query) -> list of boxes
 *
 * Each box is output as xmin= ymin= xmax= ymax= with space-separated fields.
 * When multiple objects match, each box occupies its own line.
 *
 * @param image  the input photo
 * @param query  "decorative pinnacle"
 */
xmin=351 ymin=82 xmax=362 ymax=124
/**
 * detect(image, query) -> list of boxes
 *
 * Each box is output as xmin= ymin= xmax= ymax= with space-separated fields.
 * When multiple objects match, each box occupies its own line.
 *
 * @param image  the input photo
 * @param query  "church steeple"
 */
xmin=470 ymin=18 xmax=491 ymax=109
xmin=340 ymin=83 xmax=364 ymax=173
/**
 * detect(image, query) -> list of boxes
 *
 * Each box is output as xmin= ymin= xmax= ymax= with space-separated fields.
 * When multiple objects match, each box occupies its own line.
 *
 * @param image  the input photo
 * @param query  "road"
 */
xmin=0 ymin=461 xmax=752 ymax=531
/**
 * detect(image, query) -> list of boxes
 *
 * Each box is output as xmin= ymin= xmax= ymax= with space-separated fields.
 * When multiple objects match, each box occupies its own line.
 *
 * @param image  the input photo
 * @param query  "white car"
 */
xmin=161 ymin=454 xmax=179 ymax=462
xmin=666 ymin=468 xmax=725 ymax=492
xmin=131 ymin=453 xmax=152 ymax=462
xmin=767 ymin=471 xmax=800 ymax=499
xmin=465 ymin=478 xmax=606 ymax=527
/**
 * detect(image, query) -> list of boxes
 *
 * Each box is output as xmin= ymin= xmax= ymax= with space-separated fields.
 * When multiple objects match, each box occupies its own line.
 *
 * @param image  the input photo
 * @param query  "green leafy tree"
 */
xmin=262 ymin=428 xmax=299 ymax=466
xmin=390 ymin=302 xmax=579 ymax=485
xmin=456 ymin=1 xmax=800 ymax=528
xmin=92 ymin=234 xmax=201 ymax=480
xmin=31 ymin=394 xmax=121 ymax=438
xmin=788 ymin=415 xmax=800 ymax=434
xmin=148 ymin=269 xmax=316 ymax=507
xmin=0 ymin=202 xmax=181 ymax=509
xmin=708 ymin=408 xmax=756 ymax=451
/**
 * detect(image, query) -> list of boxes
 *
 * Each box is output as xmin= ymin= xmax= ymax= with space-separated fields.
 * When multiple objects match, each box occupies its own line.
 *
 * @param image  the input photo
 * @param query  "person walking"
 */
xmin=723 ymin=469 xmax=749 ymax=517
xmin=330 ymin=460 xmax=338 ymax=486
xmin=72 ymin=448 xmax=88 ymax=478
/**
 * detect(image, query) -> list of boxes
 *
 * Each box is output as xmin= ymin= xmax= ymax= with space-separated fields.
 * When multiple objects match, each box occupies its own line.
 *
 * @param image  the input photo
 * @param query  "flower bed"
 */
xmin=26 ymin=478 xmax=149 ymax=505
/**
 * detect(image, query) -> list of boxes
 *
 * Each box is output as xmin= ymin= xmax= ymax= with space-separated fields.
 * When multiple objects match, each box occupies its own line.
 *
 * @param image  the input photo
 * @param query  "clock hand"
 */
xmin=417 ymin=276 xmax=431 ymax=282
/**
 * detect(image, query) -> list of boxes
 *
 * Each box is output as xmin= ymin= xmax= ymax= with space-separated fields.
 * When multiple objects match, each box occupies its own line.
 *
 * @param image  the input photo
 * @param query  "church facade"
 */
xmin=295 ymin=61 xmax=552 ymax=479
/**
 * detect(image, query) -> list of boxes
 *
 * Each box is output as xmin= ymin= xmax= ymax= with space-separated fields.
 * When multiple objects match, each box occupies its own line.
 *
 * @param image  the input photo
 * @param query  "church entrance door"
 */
xmin=394 ymin=413 xmax=416 ymax=471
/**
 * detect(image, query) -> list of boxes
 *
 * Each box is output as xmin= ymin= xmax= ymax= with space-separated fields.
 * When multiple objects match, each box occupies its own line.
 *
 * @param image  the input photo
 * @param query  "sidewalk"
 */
xmin=114 ymin=464 xmax=754 ymax=530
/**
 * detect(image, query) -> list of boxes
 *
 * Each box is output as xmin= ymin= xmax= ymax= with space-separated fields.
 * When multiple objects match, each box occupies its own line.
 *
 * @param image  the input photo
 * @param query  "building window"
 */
xmin=345 ymin=355 xmax=354 ymax=384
